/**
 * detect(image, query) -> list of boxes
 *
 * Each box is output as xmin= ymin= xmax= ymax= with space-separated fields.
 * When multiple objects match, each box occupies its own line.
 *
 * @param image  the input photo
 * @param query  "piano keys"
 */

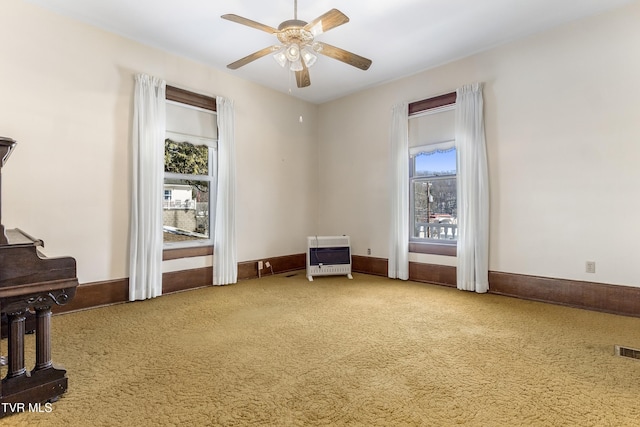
xmin=0 ymin=137 xmax=79 ymax=417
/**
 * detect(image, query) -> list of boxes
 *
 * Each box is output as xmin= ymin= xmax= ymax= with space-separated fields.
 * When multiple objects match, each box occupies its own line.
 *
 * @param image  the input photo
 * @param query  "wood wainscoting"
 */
xmin=489 ymin=271 xmax=640 ymax=318
xmin=352 ymin=255 xmax=388 ymax=277
xmin=162 ymin=267 xmax=213 ymax=294
xmin=237 ymin=253 xmax=306 ymax=280
xmin=352 ymin=256 xmax=458 ymax=288
xmin=51 ymin=268 xmax=214 ymax=315
xmin=352 ymin=255 xmax=640 ymax=318
xmin=53 ymin=253 xmax=307 ymax=314
xmin=52 ymin=255 xmax=640 ymax=319
xmin=52 ymin=278 xmax=129 ymax=314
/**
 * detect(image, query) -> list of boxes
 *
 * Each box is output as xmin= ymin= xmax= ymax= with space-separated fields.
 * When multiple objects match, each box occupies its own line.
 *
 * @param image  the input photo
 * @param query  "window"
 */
xmin=408 ymin=92 xmax=457 ymax=255
xmin=163 ymin=86 xmax=217 ymax=248
xmin=410 ymin=145 xmax=457 ymax=240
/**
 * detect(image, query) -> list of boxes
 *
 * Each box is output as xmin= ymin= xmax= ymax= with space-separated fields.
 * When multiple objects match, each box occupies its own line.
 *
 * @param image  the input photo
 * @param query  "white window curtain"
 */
xmin=129 ymin=74 xmax=166 ymax=301
xmin=455 ymin=83 xmax=489 ymax=293
xmin=213 ymin=96 xmax=237 ymax=285
xmin=388 ymin=102 xmax=409 ymax=280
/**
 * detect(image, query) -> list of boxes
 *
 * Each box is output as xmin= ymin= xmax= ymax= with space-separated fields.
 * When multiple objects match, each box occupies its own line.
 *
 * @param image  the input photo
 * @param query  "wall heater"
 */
xmin=306 ymin=235 xmax=353 ymax=282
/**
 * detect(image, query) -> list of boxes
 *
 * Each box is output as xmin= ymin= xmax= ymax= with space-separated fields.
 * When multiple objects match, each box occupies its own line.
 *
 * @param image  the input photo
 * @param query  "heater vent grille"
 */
xmin=615 ymin=345 xmax=640 ymax=360
xmin=309 ymin=236 xmax=350 ymax=248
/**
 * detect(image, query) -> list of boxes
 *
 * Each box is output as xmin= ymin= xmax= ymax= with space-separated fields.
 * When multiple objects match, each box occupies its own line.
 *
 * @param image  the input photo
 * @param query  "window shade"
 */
xmin=166 ymin=101 xmax=217 ymax=142
xmin=408 ymin=106 xmax=455 ymax=149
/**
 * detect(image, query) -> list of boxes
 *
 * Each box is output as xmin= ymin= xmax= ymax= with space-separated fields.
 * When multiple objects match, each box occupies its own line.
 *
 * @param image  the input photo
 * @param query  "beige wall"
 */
xmin=3 ymin=0 xmax=640 ymax=290
xmin=0 ymin=0 xmax=318 ymax=284
xmin=317 ymin=2 xmax=640 ymax=286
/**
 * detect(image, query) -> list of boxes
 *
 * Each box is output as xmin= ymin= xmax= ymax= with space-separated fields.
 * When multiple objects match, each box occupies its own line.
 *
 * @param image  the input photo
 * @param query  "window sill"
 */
xmin=409 ymin=241 xmax=457 ymax=256
xmin=163 ymin=245 xmax=213 ymax=261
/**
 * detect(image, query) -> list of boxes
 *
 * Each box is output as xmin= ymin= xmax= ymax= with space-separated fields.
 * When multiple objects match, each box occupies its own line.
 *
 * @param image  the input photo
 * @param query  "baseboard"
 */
xmin=409 ymin=262 xmax=457 ymax=287
xmin=352 ymin=256 xmax=456 ymax=286
xmin=238 ymin=253 xmax=306 ymax=280
xmin=352 ymin=255 xmax=640 ymax=317
xmin=52 ymin=255 xmax=640 ymax=318
xmin=52 ymin=268 xmax=213 ymax=315
xmin=52 ymin=278 xmax=129 ymax=314
xmin=489 ymin=271 xmax=640 ymax=318
xmin=352 ymin=255 xmax=388 ymax=276
xmin=162 ymin=267 xmax=212 ymax=294
xmin=54 ymin=254 xmax=307 ymax=314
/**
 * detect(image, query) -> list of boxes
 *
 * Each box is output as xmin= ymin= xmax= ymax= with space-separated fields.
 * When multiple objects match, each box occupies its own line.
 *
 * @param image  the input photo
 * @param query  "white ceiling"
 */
xmin=25 ymin=0 xmax=635 ymax=104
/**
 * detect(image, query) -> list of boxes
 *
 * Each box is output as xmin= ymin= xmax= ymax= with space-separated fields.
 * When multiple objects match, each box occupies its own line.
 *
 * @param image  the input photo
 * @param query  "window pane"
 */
xmin=163 ymin=179 xmax=209 ymax=243
xmin=414 ymin=149 xmax=456 ymax=177
xmin=164 ymin=139 xmax=209 ymax=175
xmin=412 ymin=178 xmax=457 ymax=240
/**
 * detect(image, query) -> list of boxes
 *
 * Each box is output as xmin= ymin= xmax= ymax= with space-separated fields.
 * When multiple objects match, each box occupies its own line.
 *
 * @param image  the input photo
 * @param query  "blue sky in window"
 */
xmin=415 ymin=149 xmax=456 ymax=174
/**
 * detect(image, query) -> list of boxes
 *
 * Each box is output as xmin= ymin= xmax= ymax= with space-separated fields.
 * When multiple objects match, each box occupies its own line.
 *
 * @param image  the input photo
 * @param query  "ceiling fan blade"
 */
xmin=316 ymin=42 xmax=372 ymax=71
xmin=296 ymin=63 xmax=311 ymax=88
xmin=221 ymin=14 xmax=277 ymax=34
xmin=227 ymin=45 xmax=280 ymax=70
xmin=304 ymin=9 xmax=349 ymax=36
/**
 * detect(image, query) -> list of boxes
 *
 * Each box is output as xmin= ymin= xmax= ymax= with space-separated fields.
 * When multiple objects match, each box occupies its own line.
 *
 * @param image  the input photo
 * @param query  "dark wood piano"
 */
xmin=0 ymin=137 xmax=78 ymax=417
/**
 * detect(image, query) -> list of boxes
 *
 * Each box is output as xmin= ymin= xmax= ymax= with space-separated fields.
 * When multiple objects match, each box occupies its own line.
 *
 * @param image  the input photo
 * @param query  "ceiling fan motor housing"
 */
xmin=277 ymin=20 xmax=314 ymax=46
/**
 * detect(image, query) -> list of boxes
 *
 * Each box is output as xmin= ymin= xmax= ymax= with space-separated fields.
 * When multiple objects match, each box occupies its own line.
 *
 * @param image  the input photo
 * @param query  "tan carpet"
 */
xmin=3 ymin=272 xmax=640 ymax=426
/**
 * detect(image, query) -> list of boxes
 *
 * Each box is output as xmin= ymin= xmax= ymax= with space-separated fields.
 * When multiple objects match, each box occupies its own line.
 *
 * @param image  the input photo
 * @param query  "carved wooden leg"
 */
xmin=34 ymin=306 xmax=52 ymax=371
xmin=6 ymin=310 xmax=26 ymax=378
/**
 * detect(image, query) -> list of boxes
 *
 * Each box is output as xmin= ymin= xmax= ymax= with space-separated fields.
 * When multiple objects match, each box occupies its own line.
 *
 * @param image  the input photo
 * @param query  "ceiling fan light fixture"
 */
xmin=273 ymin=49 xmax=288 ymax=67
xmin=290 ymin=59 xmax=304 ymax=72
xmin=285 ymin=43 xmax=301 ymax=62
xmin=274 ymin=44 xmax=314 ymax=71
xmin=301 ymin=47 xmax=317 ymax=67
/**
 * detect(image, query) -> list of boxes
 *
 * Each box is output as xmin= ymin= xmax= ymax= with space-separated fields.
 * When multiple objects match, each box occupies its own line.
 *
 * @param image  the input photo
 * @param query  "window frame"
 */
xmin=163 ymin=86 xmax=217 ymax=252
xmin=408 ymin=92 xmax=457 ymax=256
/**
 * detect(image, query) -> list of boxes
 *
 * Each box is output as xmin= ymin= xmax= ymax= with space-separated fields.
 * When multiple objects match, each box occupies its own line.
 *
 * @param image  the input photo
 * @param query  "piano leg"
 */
xmin=6 ymin=310 xmax=27 ymax=379
xmin=0 ymin=306 xmax=68 ymax=417
xmin=34 ymin=307 xmax=52 ymax=371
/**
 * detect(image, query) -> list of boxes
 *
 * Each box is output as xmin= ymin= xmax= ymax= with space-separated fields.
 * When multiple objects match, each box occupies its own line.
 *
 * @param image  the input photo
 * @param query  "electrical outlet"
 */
xmin=258 ymin=261 xmax=263 ymax=270
xmin=586 ymin=261 xmax=596 ymax=274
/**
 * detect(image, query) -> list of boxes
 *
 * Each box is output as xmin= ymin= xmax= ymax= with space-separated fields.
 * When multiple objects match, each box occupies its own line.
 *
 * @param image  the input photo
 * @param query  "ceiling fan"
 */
xmin=221 ymin=0 xmax=372 ymax=88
